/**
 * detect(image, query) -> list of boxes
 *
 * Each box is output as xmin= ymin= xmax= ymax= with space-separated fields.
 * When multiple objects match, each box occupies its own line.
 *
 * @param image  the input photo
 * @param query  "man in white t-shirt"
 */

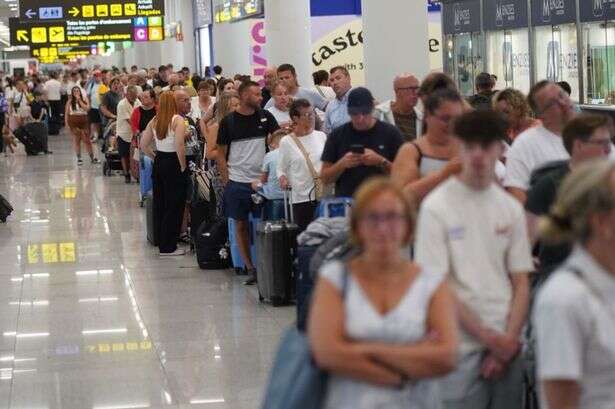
xmin=116 ymin=85 xmax=141 ymax=184
xmin=415 ymin=110 xmax=534 ymax=409
xmin=504 ymin=80 xmax=575 ymax=204
xmin=43 ymin=71 xmax=62 ymax=126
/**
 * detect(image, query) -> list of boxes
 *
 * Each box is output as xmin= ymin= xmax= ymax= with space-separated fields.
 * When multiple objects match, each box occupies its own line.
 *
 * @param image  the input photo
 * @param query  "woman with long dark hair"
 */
xmin=65 ymin=86 xmax=98 ymax=165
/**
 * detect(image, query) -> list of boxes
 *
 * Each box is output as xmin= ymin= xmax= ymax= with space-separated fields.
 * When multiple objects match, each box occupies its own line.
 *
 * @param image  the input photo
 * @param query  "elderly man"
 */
xmin=116 ymin=85 xmax=141 ymax=183
xmin=261 ymin=66 xmax=277 ymax=108
xmin=374 ymin=73 xmax=421 ymax=141
xmin=163 ymin=73 xmax=180 ymax=91
xmin=323 ymin=66 xmax=353 ymax=134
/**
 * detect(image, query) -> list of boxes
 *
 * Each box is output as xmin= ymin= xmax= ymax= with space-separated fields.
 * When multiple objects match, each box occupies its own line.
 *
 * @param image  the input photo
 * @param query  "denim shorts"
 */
xmin=223 ymin=180 xmax=260 ymax=221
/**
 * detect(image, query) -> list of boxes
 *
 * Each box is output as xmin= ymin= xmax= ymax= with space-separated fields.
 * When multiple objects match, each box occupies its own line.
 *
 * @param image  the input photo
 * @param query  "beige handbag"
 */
xmin=290 ymin=134 xmax=333 ymax=201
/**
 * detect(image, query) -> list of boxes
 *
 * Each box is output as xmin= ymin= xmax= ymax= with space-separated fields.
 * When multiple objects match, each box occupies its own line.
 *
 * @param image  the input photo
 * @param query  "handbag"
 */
xmin=261 ymin=267 xmax=349 ymax=409
xmin=290 ymin=134 xmax=333 ymax=202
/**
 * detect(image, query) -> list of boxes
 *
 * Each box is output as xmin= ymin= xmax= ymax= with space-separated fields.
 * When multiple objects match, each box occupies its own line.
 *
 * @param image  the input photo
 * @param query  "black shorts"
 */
xmin=88 ymin=108 xmax=101 ymax=124
xmin=117 ymin=138 xmax=131 ymax=159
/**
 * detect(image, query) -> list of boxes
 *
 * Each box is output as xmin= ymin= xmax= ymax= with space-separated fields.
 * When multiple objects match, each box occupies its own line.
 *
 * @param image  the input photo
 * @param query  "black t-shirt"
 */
xmin=138 ymin=106 xmax=156 ymax=133
xmin=217 ymin=110 xmax=280 ymax=183
xmin=321 ymin=120 xmax=404 ymax=198
xmin=30 ymin=100 xmax=47 ymax=120
xmin=526 ymin=163 xmax=571 ymax=275
xmin=101 ymin=91 xmax=121 ymax=116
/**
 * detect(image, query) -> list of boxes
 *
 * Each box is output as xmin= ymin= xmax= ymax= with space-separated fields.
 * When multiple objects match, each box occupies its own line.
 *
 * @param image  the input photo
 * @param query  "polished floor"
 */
xmin=0 ymin=132 xmax=293 ymax=409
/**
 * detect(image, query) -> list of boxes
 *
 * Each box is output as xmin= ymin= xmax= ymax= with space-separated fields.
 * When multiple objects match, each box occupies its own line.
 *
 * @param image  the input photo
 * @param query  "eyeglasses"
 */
xmin=361 ymin=212 xmax=406 ymax=226
xmin=395 ymin=86 xmax=420 ymax=93
xmin=583 ymin=138 xmax=612 ymax=149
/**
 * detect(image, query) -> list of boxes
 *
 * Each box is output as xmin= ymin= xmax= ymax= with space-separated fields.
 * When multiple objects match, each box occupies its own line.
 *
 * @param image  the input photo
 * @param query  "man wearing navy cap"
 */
xmin=321 ymin=87 xmax=404 ymax=197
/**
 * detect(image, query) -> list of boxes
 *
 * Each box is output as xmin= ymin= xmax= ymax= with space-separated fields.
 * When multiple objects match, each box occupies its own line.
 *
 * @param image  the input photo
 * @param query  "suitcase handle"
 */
xmin=283 ymin=187 xmax=294 ymax=224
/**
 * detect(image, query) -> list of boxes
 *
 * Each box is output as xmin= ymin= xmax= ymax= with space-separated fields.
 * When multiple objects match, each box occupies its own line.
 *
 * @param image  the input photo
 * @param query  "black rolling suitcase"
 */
xmin=190 ymin=168 xmax=217 ymax=241
xmin=296 ymin=244 xmax=318 ymax=330
xmin=145 ymin=193 xmax=158 ymax=246
xmin=0 ymin=194 xmax=13 ymax=223
xmin=256 ymin=189 xmax=299 ymax=306
xmin=14 ymin=124 xmax=45 ymax=155
xmin=195 ymin=218 xmax=230 ymax=269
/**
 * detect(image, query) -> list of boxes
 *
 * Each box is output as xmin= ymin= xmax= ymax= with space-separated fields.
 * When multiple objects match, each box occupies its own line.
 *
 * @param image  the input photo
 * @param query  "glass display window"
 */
xmin=534 ymin=24 xmax=579 ymax=101
xmin=444 ymin=32 xmax=485 ymax=96
xmin=486 ymin=29 xmax=531 ymax=94
xmin=582 ymin=22 xmax=615 ymax=105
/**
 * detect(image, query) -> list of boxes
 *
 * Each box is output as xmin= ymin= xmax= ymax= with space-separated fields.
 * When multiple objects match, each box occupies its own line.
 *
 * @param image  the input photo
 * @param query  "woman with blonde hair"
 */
xmin=534 ymin=160 xmax=615 ymax=409
xmin=140 ymin=91 xmax=188 ymax=256
xmin=309 ymin=177 xmax=458 ymax=408
xmin=493 ymin=88 xmax=540 ymax=142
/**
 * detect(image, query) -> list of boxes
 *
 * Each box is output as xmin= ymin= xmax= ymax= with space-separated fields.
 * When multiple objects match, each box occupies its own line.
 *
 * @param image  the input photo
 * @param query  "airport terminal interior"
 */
xmin=2 ymin=0 xmax=615 ymax=409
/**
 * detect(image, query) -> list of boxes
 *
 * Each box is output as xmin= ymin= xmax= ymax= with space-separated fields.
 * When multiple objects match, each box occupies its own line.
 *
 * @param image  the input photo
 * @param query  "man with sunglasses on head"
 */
xmin=321 ymin=87 xmax=404 ymax=198
xmin=504 ymin=80 xmax=576 ymax=204
xmin=375 ymin=73 xmax=422 ymax=141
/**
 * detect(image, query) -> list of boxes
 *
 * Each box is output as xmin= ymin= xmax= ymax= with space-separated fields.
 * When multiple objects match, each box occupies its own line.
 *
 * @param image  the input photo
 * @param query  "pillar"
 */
xmin=264 ymin=0 xmax=313 ymax=88
xmin=361 ymin=0 xmax=431 ymax=102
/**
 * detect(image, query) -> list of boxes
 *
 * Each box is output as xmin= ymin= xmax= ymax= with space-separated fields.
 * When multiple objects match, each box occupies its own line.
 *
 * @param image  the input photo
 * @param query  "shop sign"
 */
xmin=442 ymin=0 xmax=481 ymax=35
xmin=580 ymin=0 xmax=615 ymax=22
xmin=19 ymin=0 xmax=164 ymax=21
xmin=484 ymin=0 xmax=529 ymax=30
xmin=532 ymin=0 xmax=576 ymax=26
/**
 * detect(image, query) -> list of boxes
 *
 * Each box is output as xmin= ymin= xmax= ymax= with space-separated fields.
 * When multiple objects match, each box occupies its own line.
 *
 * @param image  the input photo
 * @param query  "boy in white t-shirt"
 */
xmin=415 ymin=110 xmax=534 ymax=409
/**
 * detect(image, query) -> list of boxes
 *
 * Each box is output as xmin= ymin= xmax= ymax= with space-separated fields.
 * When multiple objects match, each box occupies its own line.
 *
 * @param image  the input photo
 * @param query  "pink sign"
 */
xmin=250 ymin=21 xmax=266 ymax=86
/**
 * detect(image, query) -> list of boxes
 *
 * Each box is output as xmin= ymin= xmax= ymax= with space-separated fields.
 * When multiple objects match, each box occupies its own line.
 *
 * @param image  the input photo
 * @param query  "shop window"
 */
xmin=445 ymin=32 xmax=485 ymax=96
xmin=583 ymin=22 xmax=615 ymax=104
xmin=487 ymin=29 xmax=530 ymax=94
xmin=534 ymin=24 xmax=579 ymax=101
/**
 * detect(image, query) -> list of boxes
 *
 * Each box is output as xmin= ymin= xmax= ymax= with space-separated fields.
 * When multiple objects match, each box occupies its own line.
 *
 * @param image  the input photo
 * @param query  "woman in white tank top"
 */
xmin=309 ymin=178 xmax=458 ymax=409
xmin=140 ymin=92 xmax=188 ymax=256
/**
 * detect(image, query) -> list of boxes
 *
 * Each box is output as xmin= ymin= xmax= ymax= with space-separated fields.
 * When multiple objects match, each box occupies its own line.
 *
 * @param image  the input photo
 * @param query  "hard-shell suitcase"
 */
xmin=139 ymin=155 xmax=153 ymax=206
xmin=190 ymin=168 xmax=217 ymax=239
xmin=296 ymin=244 xmax=319 ymax=330
xmin=195 ymin=218 xmax=231 ymax=270
xmin=256 ymin=189 xmax=299 ymax=306
xmin=0 ymin=194 xmax=13 ymax=223
xmin=145 ymin=193 xmax=158 ymax=246
xmin=228 ymin=215 xmax=259 ymax=273
xmin=24 ymin=122 xmax=49 ymax=152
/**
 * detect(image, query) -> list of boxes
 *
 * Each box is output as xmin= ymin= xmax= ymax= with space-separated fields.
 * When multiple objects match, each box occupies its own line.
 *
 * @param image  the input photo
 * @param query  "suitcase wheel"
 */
xmin=102 ymin=161 xmax=109 ymax=176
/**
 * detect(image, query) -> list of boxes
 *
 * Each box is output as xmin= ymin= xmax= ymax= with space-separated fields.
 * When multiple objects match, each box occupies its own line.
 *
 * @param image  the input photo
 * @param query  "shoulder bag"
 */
xmin=290 ymin=133 xmax=333 ymax=202
xmin=261 ymin=266 xmax=349 ymax=409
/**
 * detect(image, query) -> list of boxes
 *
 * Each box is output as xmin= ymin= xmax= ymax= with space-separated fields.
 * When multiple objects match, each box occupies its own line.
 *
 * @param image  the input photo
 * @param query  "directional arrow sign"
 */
xmin=16 ymin=30 xmax=28 ymax=42
xmin=19 ymin=0 xmax=164 ymax=21
xmin=68 ymin=7 xmax=79 ymax=17
xmin=25 ymin=9 xmax=37 ymax=19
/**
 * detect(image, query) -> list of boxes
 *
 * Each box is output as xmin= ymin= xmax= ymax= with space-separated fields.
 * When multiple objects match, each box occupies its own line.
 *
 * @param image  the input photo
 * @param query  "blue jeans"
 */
xmin=263 ymin=199 xmax=285 ymax=221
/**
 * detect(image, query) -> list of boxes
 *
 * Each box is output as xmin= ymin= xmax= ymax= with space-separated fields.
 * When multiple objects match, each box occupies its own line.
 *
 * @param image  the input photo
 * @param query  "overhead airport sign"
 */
xmin=30 ymin=45 xmax=95 ymax=59
xmin=214 ymin=0 xmax=262 ymax=23
xmin=10 ymin=16 xmax=164 ymax=47
xmin=19 ymin=0 xmax=164 ymax=21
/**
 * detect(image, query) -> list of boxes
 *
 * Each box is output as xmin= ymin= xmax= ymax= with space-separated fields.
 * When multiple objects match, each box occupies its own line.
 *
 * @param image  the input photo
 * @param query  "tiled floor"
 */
xmin=0 ymin=133 xmax=294 ymax=409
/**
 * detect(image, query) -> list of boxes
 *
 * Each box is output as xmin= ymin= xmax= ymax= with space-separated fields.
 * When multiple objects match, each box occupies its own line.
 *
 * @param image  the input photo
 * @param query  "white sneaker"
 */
xmin=159 ymin=248 xmax=186 ymax=257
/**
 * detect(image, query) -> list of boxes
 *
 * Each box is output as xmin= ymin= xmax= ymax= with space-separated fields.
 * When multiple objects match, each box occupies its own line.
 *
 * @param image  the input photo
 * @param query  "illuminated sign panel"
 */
xmin=19 ymin=0 xmax=164 ymax=21
xmin=10 ymin=16 xmax=164 ymax=47
xmin=214 ymin=0 xmax=262 ymax=23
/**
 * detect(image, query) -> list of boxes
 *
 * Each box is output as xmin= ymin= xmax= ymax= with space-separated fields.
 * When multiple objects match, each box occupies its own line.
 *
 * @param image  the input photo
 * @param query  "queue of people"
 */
xmin=2 ymin=61 xmax=615 ymax=409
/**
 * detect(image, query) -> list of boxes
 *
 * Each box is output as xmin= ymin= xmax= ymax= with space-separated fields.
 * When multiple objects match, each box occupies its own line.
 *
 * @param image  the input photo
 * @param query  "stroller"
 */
xmin=101 ymin=120 xmax=122 ymax=176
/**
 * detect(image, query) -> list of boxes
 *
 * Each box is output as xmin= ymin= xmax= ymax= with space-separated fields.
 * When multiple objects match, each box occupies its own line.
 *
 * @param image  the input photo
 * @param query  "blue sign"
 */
xmin=39 ymin=7 xmax=63 ymax=20
xmin=428 ymin=0 xmax=441 ymax=12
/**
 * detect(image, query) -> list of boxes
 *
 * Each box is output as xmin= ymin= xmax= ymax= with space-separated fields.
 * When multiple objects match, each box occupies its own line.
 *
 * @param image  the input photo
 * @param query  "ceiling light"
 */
xmin=82 ymin=328 xmax=127 ymax=335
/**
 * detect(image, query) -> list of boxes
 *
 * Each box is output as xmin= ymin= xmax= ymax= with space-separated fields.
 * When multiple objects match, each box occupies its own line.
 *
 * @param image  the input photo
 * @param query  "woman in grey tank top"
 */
xmin=392 ymin=89 xmax=465 ymax=203
xmin=309 ymin=178 xmax=458 ymax=409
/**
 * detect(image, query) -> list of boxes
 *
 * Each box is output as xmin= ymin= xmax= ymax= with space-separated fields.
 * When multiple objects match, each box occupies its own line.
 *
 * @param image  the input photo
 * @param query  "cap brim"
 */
xmin=348 ymin=106 xmax=374 ymax=116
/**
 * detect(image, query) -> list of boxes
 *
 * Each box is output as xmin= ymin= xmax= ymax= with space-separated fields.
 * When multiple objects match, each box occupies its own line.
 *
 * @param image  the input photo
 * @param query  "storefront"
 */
xmin=441 ymin=0 xmax=615 ymax=108
xmin=442 ymin=0 xmax=484 ymax=96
